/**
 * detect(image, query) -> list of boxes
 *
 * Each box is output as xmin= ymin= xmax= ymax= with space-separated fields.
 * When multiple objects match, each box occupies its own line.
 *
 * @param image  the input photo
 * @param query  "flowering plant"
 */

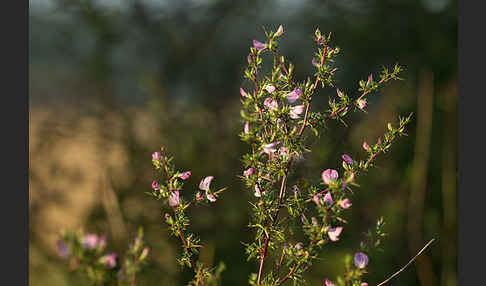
xmin=57 ymin=25 xmax=431 ymax=286
xmin=56 ymin=228 xmax=149 ymax=285
xmin=238 ymin=25 xmax=410 ymax=286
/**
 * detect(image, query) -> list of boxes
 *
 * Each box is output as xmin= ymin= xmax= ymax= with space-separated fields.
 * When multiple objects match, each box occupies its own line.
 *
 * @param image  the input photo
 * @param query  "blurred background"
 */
xmin=29 ymin=0 xmax=457 ymax=285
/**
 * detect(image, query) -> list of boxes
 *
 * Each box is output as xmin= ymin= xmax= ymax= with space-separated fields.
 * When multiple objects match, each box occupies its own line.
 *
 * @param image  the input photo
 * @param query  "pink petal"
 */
xmin=168 ymin=190 xmax=181 ymax=207
xmin=199 ymin=176 xmax=214 ymax=191
xmin=340 ymin=198 xmax=352 ymax=209
xmin=243 ymin=168 xmax=254 ymax=177
xmin=336 ymin=88 xmax=344 ymax=98
xmin=323 ymin=192 xmax=333 ymax=205
xmin=362 ymin=141 xmax=369 ymax=151
xmin=286 ymin=88 xmax=302 ymax=104
xmin=206 ymin=191 xmax=216 ymax=202
xmin=327 ymin=226 xmax=343 ymax=241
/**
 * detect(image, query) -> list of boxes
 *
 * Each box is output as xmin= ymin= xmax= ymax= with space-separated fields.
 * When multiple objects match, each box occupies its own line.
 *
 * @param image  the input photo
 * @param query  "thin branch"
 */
xmin=376 ymin=238 xmax=436 ymax=286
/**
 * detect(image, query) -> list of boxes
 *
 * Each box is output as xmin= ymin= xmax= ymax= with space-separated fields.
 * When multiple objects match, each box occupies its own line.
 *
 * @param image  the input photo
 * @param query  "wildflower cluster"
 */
xmin=150 ymin=148 xmax=226 ymax=285
xmin=240 ymin=25 xmax=411 ymax=285
xmin=56 ymin=228 xmax=149 ymax=285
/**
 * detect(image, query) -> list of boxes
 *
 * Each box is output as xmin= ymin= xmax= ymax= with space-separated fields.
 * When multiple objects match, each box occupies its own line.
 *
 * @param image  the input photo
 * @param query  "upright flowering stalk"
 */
xmin=149 ymin=148 xmax=226 ymax=285
xmin=240 ymin=25 xmax=411 ymax=286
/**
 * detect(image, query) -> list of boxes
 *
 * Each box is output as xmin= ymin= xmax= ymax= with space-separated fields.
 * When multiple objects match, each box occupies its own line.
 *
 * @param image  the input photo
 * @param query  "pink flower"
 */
xmin=323 ymin=192 xmax=333 ymax=205
xmin=102 ymin=252 xmax=117 ymax=269
xmin=327 ymin=226 xmax=343 ymax=241
xmin=312 ymin=58 xmax=319 ymax=67
xmin=152 ymin=152 xmax=161 ymax=162
xmin=321 ymin=169 xmax=338 ymax=185
xmin=361 ymin=283 xmax=368 ymax=286
xmin=317 ymin=36 xmax=324 ymax=45
xmin=286 ymin=88 xmax=302 ymax=103
xmin=290 ymin=105 xmax=305 ymax=119
xmin=152 ymin=181 xmax=160 ymax=191
xmin=179 ymin=171 xmax=191 ymax=180
xmin=275 ymin=25 xmax=284 ymax=37
xmin=83 ymin=234 xmax=99 ymax=249
xmin=254 ymin=184 xmax=262 ymax=197
xmin=206 ymin=192 xmax=216 ymax=202
xmin=199 ymin=176 xmax=214 ymax=191
xmin=263 ymin=141 xmax=280 ymax=155
xmin=367 ymin=74 xmax=373 ymax=86
xmin=342 ymin=154 xmax=353 ymax=165
xmin=243 ymin=167 xmax=254 ymax=177
xmin=265 ymin=84 xmax=276 ymax=93
xmin=264 ymin=97 xmax=279 ymax=110
xmin=324 ymin=278 xmax=335 ymax=286
xmin=244 ymin=122 xmax=250 ymax=134
xmin=253 ymin=40 xmax=265 ymax=51
xmin=362 ymin=141 xmax=369 ymax=151
xmin=240 ymin=88 xmax=247 ymax=97
xmin=357 ymin=98 xmax=367 ymax=110
xmin=168 ymin=191 xmax=181 ymax=207
xmin=340 ymin=198 xmax=352 ymax=209
xmin=354 ymin=252 xmax=369 ymax=268
xmin=336 ymin=88 xmax=344 ymax=98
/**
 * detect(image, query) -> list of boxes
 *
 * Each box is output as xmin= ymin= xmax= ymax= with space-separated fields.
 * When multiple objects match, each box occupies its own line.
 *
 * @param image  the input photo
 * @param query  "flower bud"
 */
xmin=342 ymin=154 xmax=353 ymax=165
xmin=362 ymin=141 xmax=369 ymax=151
xmin=179 ymin=171 xmax=191 ymax=180
xmin=354 ymin=252 xmax=369 ymax=268
xmin=240 ymin=87 xmax=247 ymax=97
xmin=357 ymin=98 xmax=367 ymax=110
xmin=253 ymin=40 xmax=265 ymax=51
xmin=336 ymin=88 xmax=344 ymax=98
